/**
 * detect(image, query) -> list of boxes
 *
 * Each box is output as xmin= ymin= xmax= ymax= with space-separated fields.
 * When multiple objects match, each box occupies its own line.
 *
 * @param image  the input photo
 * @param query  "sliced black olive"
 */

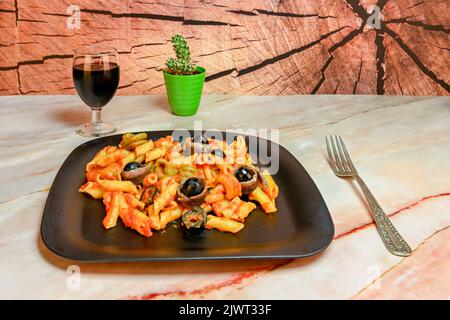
xmin=177 ymin=177 xmax=207 ymax=206
xmin=235 ymin=166 xmax=254 ymax=182
xmin=192 ymin=134 xmax=208 ymax=144
xmin=121 ymin=162 xmax=150 ymax=184
xmin=180 ymin=177 xmax=204 ymax=197
xmin=211 ymin=148 xmax=225 ymax=158
xmin=181 ymin=206 xmax=206 ymax=237
xmin=123 ymin=161 xmax=143 ymax=172
xmin=233 ymin=165 xmax=257 ymax=194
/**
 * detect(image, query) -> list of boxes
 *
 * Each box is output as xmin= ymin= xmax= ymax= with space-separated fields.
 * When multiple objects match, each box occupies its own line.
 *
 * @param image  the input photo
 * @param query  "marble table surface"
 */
xmin=0 ymin=94 xmax=449 ymax=300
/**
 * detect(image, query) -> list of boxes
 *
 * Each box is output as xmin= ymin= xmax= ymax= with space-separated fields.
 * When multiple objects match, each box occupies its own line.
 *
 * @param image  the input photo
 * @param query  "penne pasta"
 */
xmin=221 ymin=197 xmax=242 ymax=220
xmin=124 ymin=193 xmax=145 ymax=210
xmin=159 ymin=203 xmax=182 ymax=229
xmin=120 ymin=132 xmax=147 ymax=149
xmin=86 ymin=146 xmax=110 ymax=171
xmin=135 ymin=153 xmax=146 ymax=163
xmin=154 ymin=136 xmax=174 ymax=148
xmin=102 ymin=191 xmax=123 ymax=229
xmin=98 ymin=180 xmax=138 ymax=194
xmin=120 ymin=208 xmax=153 ymax=238
xmin=236 ymin=201 xmax=256 ymax=221
xmin=212 ymin=199 xmax=229 ymax=217
xmin=205 ymin=184 xmax=225 ymax=204
xmin=120 ymin=152 xmax=136 ymax=168
xmin=233 ymin=135 xmax=247 ymax=165
xmin=135 ymin=140 xmax=154 ymax=156
xmin=203 ymin=165 xmax=214 ymax=181
xmin=95 ymin=162 xmax=122 ymax=180
xmin=86 ymin=169 xmax=101 ymax=182
xmin=145 ymin=147 xmax=166 ymax=162
xmin=206 ymin=215 xmax=244 ymax=233
xmin=130 ymin=140 xmax=147 ymax=149
xmin=79 ymin=181 xmax=105 ymax=199
xmin=215 ymin=174 xmax=242 ymax=200
xmin=153 ymin=178 xmax=178 ymax=215
xmin=213 ymin=197 xmax=256 ymax=222
xmin=147 ymin=204 xmax=160 ymax=230
xmin=261 ymin=169 xmax=279 ymax=200
xmin=249 ymin=187 xmax=277 ymax=213
xmin=200 ymin=203 xmax=213 ymax=213
xmin=96 ymin=149 xmax=130 ymax=167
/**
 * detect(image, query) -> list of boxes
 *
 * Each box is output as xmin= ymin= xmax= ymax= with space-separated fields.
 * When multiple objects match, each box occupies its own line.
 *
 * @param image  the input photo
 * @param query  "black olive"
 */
xmin=182 ymin=206 xmax=206 ymax=237
xmin=192 ymin=134 xmax=208 ymax=144
xmin=235 ymin=166 xmax=254 ymax=182
xmin=123 ymin=161 xmax=143 ymax=172
xmin=182 ymin=206 xmax=206 ymax=229
xmin=211 ymin=148 xmax=225 ymax=158
xmin=180 ymin=177 xmax=204 ymax=197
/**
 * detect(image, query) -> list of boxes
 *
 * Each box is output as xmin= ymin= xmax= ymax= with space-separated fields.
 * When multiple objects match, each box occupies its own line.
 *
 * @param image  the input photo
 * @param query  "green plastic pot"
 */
xmin=163 ymin=66 xmax=206 ymax=116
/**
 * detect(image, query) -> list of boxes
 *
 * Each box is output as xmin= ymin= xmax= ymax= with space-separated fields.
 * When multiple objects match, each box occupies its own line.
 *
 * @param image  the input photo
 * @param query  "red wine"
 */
xmin=73 ymin=62 xmax=120 ymax=109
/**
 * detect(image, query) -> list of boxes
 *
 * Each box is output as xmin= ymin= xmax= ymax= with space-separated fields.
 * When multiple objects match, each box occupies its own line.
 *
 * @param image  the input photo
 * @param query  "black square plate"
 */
xmin=41 ymin=130 xmax=334 ymax=261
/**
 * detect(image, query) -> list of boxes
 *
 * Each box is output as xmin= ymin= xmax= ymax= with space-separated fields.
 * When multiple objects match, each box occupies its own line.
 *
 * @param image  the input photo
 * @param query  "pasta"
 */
xmin=102 ymin=191 xmax=122 ymax=229
xmin=145 ymin=147 xmax=166 ymax=162
xmin=97 ymin=180 xmax=139 ymax=194
xmin=206 ymin=215 xmax=244 ymax=233
xmin=79 ymin=132 xmax=279 ymax=238
xmin=135 ymin=140 xmax=154 ymax=156
xmin=159 ymin=202 xmax=183 ymax=230
xmin=249 ymin=187 xmax=277 ymax=214
xmin=215 ymin=174 xmax=242 ymax=200
xmin=261 ymin=169 xmax=279 ymax=200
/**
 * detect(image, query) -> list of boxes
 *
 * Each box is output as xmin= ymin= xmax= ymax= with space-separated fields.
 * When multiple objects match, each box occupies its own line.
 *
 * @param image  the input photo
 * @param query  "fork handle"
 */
xmin=355 ymin=176 xmax=412 ymax=257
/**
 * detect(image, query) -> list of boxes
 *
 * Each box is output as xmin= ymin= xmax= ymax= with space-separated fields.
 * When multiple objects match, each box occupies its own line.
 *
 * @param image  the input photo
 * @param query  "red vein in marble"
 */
xmin=127 ymin=259 xmax=293 ymax=300
xmin=334 ymin=192 xmax=450 ymax=240
xmin=129 ymin=272 xmax=255 ymax=300
xmin=129 ymin=192 xmax=450 ymax=300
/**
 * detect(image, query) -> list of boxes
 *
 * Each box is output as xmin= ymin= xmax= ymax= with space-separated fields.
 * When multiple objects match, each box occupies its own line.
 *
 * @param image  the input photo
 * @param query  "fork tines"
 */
xmin=326 ymin=135 xmax=356 ymax=175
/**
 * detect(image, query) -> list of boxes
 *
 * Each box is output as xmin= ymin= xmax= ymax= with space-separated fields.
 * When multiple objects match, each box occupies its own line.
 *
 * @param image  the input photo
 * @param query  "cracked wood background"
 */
xmin=0 ymin=0 xmax=449 ymax=96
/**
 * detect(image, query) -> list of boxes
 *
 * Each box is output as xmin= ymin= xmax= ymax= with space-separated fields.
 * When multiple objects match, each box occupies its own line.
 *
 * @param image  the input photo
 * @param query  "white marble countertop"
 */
xmin=0 ymin=94 xmax=449 ymax=299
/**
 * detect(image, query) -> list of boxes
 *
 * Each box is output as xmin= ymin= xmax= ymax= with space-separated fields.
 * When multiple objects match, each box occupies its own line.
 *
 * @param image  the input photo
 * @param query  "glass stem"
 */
xmin=92 ymin=109 xmax=102 ymax=129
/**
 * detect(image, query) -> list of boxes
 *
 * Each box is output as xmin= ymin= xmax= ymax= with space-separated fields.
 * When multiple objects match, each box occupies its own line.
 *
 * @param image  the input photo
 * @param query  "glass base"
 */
xmin=76 ymin=121 xmax=117 ymax=137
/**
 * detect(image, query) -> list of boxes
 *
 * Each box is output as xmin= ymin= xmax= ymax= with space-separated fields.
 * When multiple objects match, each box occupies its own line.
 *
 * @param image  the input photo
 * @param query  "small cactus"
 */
xmin=165 ymin=34 xmax=197 ymax=75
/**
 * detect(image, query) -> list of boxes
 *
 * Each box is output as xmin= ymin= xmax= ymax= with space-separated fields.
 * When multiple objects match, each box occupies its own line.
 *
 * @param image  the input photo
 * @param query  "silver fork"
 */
xmin=326 ymin=135 xmax=412 ymax=257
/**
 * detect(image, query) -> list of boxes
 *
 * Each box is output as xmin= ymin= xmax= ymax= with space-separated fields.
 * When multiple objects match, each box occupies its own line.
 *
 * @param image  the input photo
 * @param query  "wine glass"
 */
xmin=73 ymin=45 xmax=120 ymax=137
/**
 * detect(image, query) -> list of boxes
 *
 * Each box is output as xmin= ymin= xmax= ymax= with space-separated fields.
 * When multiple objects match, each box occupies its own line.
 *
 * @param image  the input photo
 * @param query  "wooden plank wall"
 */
xmin=0 ymin=0 xmax=448 ymax=96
